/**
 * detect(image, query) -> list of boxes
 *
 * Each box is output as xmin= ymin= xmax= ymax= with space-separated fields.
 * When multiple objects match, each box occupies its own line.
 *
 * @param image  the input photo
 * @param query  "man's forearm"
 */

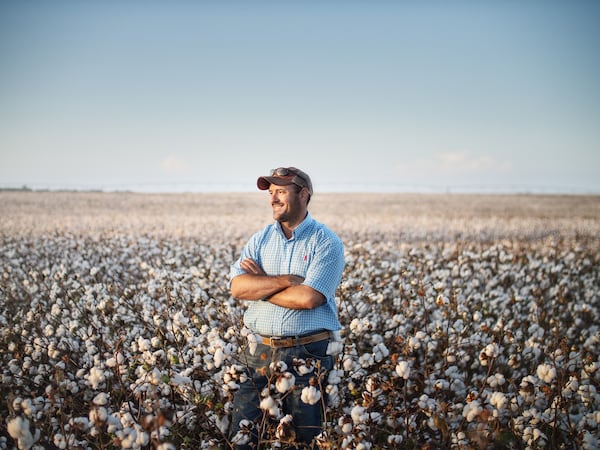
xmin=230 ymin=273 xmax=300 ymax=301
xmin=267 ymin=284 xmax=325 ymax=310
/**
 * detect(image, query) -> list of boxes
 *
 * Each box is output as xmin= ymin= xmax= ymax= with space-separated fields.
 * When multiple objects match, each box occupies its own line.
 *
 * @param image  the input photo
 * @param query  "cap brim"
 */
xmin=257 ymin=176 xmax=293 ymax=190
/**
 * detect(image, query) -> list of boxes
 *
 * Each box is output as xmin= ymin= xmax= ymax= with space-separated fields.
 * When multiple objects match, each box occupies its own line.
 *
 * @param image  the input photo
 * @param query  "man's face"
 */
xmin=268 ymin=184 xmax=302 ymax=223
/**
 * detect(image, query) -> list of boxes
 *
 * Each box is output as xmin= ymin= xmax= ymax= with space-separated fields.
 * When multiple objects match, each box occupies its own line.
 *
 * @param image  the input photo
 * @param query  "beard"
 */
xmin=272 ymin=204 xmax=289 ymax=222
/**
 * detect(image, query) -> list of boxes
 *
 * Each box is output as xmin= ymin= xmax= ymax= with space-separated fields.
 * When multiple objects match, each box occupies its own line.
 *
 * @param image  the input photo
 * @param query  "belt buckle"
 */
xmin=270 ymin=336 xmax=294 ymax=348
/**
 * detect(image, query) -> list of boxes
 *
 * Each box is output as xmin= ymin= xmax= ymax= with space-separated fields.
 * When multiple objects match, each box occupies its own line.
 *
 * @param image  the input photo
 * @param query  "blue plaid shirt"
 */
xmin=230 ymin=213 xmax=345 ymax=336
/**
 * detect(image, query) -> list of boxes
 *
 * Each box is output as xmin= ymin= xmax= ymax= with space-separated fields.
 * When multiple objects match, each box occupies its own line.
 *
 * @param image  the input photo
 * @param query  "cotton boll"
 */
xmin=70 ymin=416 xmax=91 ymax=432
xmin=582 ymin=431 xmax=598 ymax=450
xmin=50 ymin=303 xmax=62 ymax=318
xmin=372 ymin=342 xmax=389 ymax=363
xmin=562 ymin=377 xmax=579 ymax=398
xmin=415 ymin=330 xmax=427 ymax=341
xmin=489 ymin=392 xmax=507 ymax=413
xmin=327 ymin=369 xmax=343 ymax=385
xmin=135 ymin=427 xmax=149 ymax=446
xmin=6 ymin=417 xmax=24 ymax=438
xmin=12 ymin=396 xmax=23 ymax=412
xmin=246 ymin=334 xmax=260 ymax=356
xmin=407 ymin=336 xmax=421 ymax=351
xmin=44 ymin=324 xmax=54 ymax=337
xmin=462 ymin=400 xmax=483 ymax=422
xmin=519 ymin=375 xmax=537 ymax=401
xmin=342 ymin=356 xmax=354 ymax=372
xmin=326 ymin=340 xmax=344 ymax=355
xmin=452 ymin=431 xmax=469 ymax=447
xmin=203 ymin=354 xmax=215 ymax=371
xmin=55 ymin=324 xmax=66 ymax=338
xmin=88 ymin=367 xmax=106 ymax=390
xmin=292 ymin=358 xmax=313 ymax=376
xmin=338 ymin=415 xmax=353 ymax=433
xmin=326 ymin=383 xmax=340 ymax=407
xmin=6 ymin=416 xmax=39 ymax=450
xmin=21 ymin=398 xmax=34 ymax=417
xmin=358 ymin=353 xmax=374 ymax=368
xmin=536 ymin=363 xmax=557 ymax=383
xmin=508 ymin=353 xmax=520 ymax=369
xmin=213 ymin=347 xmax=225 ymax=368
xmin=214 ymin=414 xmax=230 ymax=434
xmin=351 ymin=405 xmax=367 ymax=424
xmin=93 ymin=392 xmax=109 ymax=406
xmin=8 ymin=359 xmax=21 ymax=376
xmin=479 ymin=343 xmax=500 ymax=366
xmin=341 ymin=436 xmax=354 ymax=448
xmin=388 ymin=434 xmax=403 ymax=445
xmin=118 ymin=428 xmax=137 ymax=448
xmin=172 ymin=310 xmax=189 ymax=331
xmin=435 ymin=294 xmax=449 ymax=306
xmin=231 ymin=419 xmax=253 ymax=446
xmin=395 ymin=361 xmax=410 ymax=379
xmin=148 ymin=367 xmax=163 ymax=385
xmin=275 ymin=414 xmax=296 ymax=442
xmin=275 ymin=372 xmax=296 ymax=394
xmin=271 ymin=360 xmax=288 ymax=373
xmin=89 ymin=406 xmax=108 ymax=425
xmin=418 ymin=394 xmax=437 ymax=412
xmin=349 ymin=318 xmax=363 ymax=334
xmin=578 ymin=384 xmax=597 ymax=407
xmin=53 ymin=433 xmax=68 ymax=449
xmin=487 ymin=373 xmax=506 ymax=388
xmin=155 ymin=444 xmax=176 ymax=450
xmin=106 ymin=357 xmax=117 ymax=368
xmin=137 ymin=337 xmax=151 ymax=352
xmin=155 ymin=424 xmax=171 ymax=441
xmin=301 ymin=385 xmax=321 ymax=405
xmin=259 ymin=396 xmax=280 ymax=417
xmin=523 ymin=426 xmax=547 ymax=447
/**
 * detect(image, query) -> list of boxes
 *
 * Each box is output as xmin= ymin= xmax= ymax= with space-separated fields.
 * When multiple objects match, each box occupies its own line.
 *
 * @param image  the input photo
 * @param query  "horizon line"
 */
xmin=1 ymin=182 xmax=599 ymax=196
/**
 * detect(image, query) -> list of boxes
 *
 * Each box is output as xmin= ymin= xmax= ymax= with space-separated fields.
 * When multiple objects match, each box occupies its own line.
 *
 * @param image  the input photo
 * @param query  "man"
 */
xmin=228 ymin=167 xmax=345 ymax=448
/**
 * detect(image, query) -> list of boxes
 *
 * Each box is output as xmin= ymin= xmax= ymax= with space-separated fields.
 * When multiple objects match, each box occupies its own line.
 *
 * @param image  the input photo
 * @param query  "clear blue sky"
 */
xmin=1 ymin=1 xmax=599 ymax=193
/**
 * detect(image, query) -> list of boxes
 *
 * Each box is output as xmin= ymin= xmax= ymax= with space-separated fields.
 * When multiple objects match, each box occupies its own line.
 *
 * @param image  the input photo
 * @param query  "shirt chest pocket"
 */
xmin=289 ymin=249 xmax=312 ymax=277
xmin=259 ymin=237 xmax=315 ymax=276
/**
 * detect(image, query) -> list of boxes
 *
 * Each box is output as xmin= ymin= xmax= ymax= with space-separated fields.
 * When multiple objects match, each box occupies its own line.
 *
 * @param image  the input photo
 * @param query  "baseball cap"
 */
xmin=257 ymin=167 xmax=313 ymax=195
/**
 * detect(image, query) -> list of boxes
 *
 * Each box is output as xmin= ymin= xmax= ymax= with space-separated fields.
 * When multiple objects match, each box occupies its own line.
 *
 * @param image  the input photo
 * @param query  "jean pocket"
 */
xmin=299 ymin=340 xmax=334 ymax=371
xmin=242 ymin=343 xmax=271 ymax=370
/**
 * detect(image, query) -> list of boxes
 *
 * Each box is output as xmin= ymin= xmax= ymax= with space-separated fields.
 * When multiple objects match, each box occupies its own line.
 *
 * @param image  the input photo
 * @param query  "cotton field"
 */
xmin=1 ymin=192 xmax=599 ymax=449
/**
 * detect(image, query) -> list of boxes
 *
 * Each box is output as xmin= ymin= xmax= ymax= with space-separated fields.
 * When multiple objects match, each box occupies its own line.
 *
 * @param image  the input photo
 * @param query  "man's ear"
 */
xmin=299 ymin=187 xmax=310 ymax=204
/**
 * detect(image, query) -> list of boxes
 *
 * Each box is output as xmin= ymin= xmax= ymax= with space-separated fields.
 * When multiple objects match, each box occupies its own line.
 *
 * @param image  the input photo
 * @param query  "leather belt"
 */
xmin=260 ymin=331 xmax=332 ymax=348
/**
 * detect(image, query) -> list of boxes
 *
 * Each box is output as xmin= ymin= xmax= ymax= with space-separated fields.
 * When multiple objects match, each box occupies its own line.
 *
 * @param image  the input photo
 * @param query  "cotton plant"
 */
xmin=6 ymin=416 xmax=40 ymax=450
xmin=1 ymin=196 xmax=599 ymax=449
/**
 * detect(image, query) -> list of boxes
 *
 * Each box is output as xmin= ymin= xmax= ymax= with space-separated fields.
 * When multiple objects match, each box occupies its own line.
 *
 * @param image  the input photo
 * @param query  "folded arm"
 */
xmin=230 ymin=258 xmax=325 ymax=310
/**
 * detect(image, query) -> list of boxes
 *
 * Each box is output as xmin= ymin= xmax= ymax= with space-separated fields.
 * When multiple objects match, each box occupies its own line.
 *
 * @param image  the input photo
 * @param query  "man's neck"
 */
xmin=279 ymin=211 xmax=308 ymax=239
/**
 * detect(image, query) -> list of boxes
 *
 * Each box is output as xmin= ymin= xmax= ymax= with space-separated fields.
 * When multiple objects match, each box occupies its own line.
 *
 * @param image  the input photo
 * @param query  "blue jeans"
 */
xmin=229 ymin=338 xmax=333 ymax=449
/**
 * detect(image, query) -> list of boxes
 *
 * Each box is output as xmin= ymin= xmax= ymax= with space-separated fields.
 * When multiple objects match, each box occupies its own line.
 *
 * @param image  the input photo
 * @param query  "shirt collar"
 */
xmin=276 ymin=212 xmax=314 ymax=240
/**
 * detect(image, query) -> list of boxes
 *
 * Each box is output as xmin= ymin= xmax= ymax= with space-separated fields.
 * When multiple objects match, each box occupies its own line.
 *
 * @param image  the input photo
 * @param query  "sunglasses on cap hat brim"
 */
xmin=257 ymin=167 xmax=313 ymax=194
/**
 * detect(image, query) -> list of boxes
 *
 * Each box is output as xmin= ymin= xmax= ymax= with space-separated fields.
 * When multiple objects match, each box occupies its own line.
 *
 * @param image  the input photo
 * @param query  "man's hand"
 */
xmin=231 ymin=258 xmax=319 ymax=308
xmin=240 ymin=258 xmax=267 ymax=276
xmin=240 ymin=258 xmax=304 ymax=285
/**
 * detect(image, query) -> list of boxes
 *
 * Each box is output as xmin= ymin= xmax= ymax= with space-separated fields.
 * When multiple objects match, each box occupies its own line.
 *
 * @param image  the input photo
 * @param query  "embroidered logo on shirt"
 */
xmin=303 ymin=255 xmax=308 ymax=261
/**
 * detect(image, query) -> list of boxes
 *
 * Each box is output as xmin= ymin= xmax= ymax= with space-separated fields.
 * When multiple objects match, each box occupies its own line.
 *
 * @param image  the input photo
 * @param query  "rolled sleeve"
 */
xmin=303 ymin=235 xmax=345 ymax=301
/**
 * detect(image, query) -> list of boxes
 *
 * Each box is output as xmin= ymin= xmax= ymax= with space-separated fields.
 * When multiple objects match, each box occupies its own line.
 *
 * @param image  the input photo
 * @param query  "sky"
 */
xmin=1 ymin=1 xmax=599 ymax=194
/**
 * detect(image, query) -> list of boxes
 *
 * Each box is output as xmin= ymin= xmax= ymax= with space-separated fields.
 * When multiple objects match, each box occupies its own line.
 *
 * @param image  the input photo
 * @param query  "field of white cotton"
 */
xmin=1 ymin=192 xmax=599 ymax=449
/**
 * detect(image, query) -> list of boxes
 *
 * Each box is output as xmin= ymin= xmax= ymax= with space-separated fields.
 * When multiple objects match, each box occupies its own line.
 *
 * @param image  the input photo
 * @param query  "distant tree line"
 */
xmin=0 ymin=185 xmax=33 ymax=192
xmin=0 ymin=186 xmax=106 ymax=192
